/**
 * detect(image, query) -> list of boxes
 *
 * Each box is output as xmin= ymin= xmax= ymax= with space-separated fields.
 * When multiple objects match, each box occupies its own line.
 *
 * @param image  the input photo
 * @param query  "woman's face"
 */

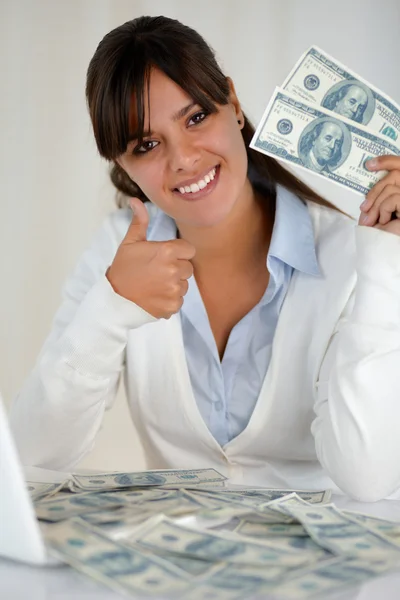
xmin=117 ymin=68 xmax=248 ymax=229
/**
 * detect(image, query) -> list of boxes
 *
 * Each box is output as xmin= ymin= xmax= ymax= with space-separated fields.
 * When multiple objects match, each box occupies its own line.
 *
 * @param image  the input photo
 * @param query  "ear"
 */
xmin=226 ymin=76 xmax=244 ymax=128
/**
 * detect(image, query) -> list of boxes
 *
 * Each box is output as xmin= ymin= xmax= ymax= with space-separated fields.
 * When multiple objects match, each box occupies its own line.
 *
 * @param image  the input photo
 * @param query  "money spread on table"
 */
xmin=28 ymin=467 xmax=400 ymax=599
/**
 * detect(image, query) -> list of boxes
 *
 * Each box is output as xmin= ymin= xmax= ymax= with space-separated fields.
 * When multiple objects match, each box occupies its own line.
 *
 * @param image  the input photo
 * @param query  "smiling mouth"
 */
xmin=172 ymin=165 xmax=220 ymax=201
xmin=174 ymin=165 xmax=219 ymax=194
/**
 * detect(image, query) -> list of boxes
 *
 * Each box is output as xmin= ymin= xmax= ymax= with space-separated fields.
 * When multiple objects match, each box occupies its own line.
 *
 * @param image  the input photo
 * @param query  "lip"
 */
xmin=173 ymin=164 xmax=219 ymax=190
xmin=172 ymin=165 xmax=220 ymax=201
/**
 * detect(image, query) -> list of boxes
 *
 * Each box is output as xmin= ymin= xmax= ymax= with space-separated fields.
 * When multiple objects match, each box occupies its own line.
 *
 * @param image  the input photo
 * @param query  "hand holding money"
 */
xmin=358 ymin=155 xmax=400 ymax=235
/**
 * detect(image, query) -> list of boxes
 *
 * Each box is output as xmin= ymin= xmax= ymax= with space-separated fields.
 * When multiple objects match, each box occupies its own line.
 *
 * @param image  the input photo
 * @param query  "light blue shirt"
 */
xmin=148 ymin=185 xmax=320 ymax=447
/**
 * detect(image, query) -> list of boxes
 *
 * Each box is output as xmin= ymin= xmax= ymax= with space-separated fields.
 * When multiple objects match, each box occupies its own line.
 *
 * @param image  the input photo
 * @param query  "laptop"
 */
xmin=0 ymin=392 xmax=62 ymax=566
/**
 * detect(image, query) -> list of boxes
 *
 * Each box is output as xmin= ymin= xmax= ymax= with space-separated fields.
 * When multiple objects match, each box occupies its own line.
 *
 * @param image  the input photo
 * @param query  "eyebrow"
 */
xmin=128 ymin=101 xmax=198 ymax=144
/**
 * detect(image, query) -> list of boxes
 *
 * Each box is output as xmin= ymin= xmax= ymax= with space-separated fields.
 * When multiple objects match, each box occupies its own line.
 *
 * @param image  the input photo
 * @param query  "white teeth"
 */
xmin=177 ymin=167 xmax=217 ymax=194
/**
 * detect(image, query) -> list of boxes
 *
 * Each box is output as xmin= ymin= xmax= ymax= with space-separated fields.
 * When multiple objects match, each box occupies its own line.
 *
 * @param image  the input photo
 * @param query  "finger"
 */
xmin=178 ymin=260 xmax=194 ymax=281
xmin=365 ymin=155 xmax=400 ymax=173
xmin=377 ymin=194 xmax=400 ymax=225
xmin=165 ymin=238 xmax=196 ymax=260
xmin=362 ymin=185 xmax=400 ymax=226
xmin=124 ymin=198 xmax=149 ymax=243
xmin=179 ymin=279 xmax=189 ymax=297
xmin=363 ymin=170 xmax=400 ymax=211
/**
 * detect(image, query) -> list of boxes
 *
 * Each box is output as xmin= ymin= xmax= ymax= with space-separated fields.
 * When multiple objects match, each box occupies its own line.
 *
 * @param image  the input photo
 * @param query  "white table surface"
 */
xmin=2 ymin=494 xmax=400 ymax=600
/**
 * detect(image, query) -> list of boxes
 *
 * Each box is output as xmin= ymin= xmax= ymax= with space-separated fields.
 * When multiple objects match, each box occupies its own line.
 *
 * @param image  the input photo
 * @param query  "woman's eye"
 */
xmin=189 ymin=110 xmax=209 ymax=126
xmin=133 ymin=140 xmax=158 ymax=155
xmin=131 ymin=110 xmax=209 ymax=155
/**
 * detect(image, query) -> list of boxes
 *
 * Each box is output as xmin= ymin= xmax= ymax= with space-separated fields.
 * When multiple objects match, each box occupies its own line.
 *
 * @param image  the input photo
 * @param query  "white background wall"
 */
xmin=1 ymin=0 xmax=399 ymax=471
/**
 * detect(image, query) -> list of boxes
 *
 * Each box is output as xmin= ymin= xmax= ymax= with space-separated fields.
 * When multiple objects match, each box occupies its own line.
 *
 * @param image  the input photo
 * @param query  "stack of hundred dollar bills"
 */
xmin=250 ymin=46 xmax=400 ymax=196
xmin=28 ymin=467 xmax=400 ymax=599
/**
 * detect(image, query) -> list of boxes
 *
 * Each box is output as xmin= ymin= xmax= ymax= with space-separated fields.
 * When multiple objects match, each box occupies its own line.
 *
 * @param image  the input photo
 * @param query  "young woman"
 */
xmin=10 ymin=16 xmax=400 ymax=502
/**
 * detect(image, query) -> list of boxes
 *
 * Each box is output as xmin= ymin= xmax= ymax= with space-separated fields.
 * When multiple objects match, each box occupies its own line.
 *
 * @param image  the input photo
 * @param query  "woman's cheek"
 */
xmin=131 ymin=165 xmax=161 ymax=201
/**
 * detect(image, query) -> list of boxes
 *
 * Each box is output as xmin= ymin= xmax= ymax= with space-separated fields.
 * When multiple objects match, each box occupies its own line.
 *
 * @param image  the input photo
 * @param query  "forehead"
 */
xmin=129 ymin=67 xmax=193 ymax=129
xmin=320 ymin=122 xmax=343 ymax=137
xmin=345 ymin=85 xmax=368 ymax=101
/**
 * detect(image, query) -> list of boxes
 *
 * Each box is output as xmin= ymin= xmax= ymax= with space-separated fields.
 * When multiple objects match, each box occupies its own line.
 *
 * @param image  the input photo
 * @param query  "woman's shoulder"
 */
xmin=71 ymin=202 xmax=161 ymax=279
xmin=304 ymin=199 xmax=358 ymax=277
xmin=305 ymin=198 xmax=357 ymax=241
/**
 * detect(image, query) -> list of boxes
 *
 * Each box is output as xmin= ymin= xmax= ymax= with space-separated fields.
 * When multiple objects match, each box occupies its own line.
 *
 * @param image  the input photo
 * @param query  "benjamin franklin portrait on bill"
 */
xmin=322 ymin=80 xmax=375 ymax=125
xmin=298 ymin=118 xmax=351 ymax=173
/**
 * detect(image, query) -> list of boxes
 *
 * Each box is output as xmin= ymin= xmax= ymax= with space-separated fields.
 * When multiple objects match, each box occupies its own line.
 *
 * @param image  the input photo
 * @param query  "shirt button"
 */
xmin=215 ymin=400 xmax=223 ymax=411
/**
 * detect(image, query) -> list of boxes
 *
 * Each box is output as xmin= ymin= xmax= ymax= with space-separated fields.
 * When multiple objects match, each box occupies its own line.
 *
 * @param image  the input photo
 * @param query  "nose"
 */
xmin=167 ymin=132 xmax=201 ymax=172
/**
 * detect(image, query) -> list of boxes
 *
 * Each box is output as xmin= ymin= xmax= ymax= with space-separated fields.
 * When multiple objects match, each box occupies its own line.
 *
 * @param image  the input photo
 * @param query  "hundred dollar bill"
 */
xmin=343 ymin=510 xmax=400 ymax=541
xmin=26 ymin=481 xmax=66 ymax=502
xmin=191 ymin=563 xmax=291 ymax=598
xmin=234 ymin=520 xmax=307 ymax=538
xmin=81 ymin=513 xmax=219 ymax=579
xmin=44 ymin=518 xmax=190 ymax=597
xmin=237 ymin=488 xmax=331 ymax=503
xmin=250 ymin=87 xmax=400 ymax=196
xmin=80 ymin=506 xmax=156 ymax=537
xmin=71 ymin=468 xmax=226 ymax=492
xmin=194 ymin=488 xmax=331 ymax=504
xmin=272 ymin=554 xmax=400 ymax=599
xmin=133 ymin=540 xmax=219 ymax=579
xmin=96 ymin=488 xmax=178 ymax=505
xmin=110 ymin=488 xmax=211 ymax=510
xmin=35 ymin=491 xmax=126 ymax=522
xmin=82 ymin=492 xmax=211 ymax=537
xmin=232 ymin=520 xmax=331 ymax=560
xmin=131 ymin=515 xmax=315 ymax=569
xmin=279 ymin=502 xmax=400 ymax=558
xmin=179 ymin=504 xmax=280 ymax=533
xmin=190 ymin=491 xmax=295 ymax=524
xmin=259 ymin=492 xmax=313 ymax=514
xmin=282 ymin=46 xmax=400 ymax=145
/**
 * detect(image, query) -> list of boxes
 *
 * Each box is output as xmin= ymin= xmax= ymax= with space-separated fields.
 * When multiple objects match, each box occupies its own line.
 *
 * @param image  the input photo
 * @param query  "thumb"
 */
xmin=125 ymin=197 xmax=149 ymax=242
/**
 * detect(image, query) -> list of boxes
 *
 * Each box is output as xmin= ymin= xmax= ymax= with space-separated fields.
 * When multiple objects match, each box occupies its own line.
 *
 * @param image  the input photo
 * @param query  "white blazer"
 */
xmin=9 ymin=195 xmax=400 ymax=502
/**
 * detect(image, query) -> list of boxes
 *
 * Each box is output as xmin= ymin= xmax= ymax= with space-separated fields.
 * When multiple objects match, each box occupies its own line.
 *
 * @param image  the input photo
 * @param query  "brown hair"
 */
xmin=86 ymin=15 xmax=351 ymax=218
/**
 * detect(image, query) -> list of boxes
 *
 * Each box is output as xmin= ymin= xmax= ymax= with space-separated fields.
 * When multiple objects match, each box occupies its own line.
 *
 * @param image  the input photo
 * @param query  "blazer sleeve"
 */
xmin=312 ymin=225 xmax=400 ymax=502
xmin=9 ymin=208 xmax=157 ymax=471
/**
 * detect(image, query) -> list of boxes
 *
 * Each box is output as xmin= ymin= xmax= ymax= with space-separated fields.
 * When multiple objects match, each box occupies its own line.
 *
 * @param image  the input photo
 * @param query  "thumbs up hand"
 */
xmin=106 ymin=198 xmax=196 ymax=319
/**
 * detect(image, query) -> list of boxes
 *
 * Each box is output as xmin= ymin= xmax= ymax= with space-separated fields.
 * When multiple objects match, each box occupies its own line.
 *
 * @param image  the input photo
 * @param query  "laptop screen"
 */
xmin=0 ymin=393 xmax=48 ymax=564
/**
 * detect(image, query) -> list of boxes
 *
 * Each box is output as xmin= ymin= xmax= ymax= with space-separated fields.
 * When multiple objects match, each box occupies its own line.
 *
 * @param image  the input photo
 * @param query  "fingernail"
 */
xmin=360 ymin=200 xmax=368 ymax=210
xmin=361 ymin=214 xmax=369 ymax=223
xmin=366 ymin=158 xmax=378 ymax=169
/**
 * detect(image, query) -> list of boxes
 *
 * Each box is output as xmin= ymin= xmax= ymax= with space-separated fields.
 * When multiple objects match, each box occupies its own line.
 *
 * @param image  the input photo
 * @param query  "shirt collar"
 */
xmin=147 ymin=207 xmax=177 ymax=242
xmin=147 ymin=184 xmax=321 ymax=277
xmin=269 ymin=185 xmax=320 ymax=276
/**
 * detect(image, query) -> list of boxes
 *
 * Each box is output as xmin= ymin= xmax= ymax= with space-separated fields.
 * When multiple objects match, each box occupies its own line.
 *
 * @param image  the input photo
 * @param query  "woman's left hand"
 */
xmin=358 ymin=155 xmax=400 ymax=236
